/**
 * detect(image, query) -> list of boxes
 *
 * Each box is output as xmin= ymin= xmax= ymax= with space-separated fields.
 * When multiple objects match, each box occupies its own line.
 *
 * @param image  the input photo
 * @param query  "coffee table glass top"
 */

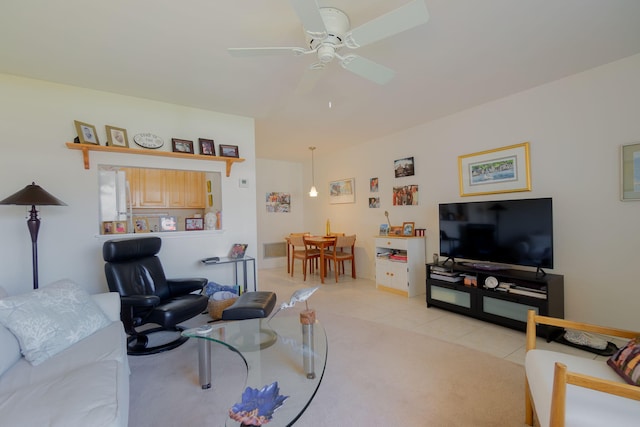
xmin=182 ymin=312 xmax=327 ymax=426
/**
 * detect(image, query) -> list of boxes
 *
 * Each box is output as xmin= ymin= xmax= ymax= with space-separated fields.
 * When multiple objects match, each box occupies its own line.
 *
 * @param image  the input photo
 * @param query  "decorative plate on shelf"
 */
xmin=133 ymin=133 xmax=164 ymax=149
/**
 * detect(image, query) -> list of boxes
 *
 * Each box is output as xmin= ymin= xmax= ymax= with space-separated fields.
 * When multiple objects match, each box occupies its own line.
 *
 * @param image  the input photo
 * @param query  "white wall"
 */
xmin=285 ymin=54 xmax=640 ymax=329
xmin=0 ymin=75 xmax=258 ymax=295
xmin=255 ymin=159 xmax=305 ymax=269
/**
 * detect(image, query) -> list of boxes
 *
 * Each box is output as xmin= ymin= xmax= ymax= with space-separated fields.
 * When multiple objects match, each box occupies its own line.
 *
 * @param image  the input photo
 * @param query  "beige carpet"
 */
xmin=129 ymin=313 xmax=525 ymax=426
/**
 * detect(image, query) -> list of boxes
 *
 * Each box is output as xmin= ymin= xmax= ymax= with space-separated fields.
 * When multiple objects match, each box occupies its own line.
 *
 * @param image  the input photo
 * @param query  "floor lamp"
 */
xmin=0 ymin=182 xmax=67 ymax=289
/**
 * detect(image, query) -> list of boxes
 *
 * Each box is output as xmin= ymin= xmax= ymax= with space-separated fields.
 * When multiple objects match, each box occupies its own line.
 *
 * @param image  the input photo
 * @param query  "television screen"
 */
xmin=439 ymin=198 xmax=553 ymax=269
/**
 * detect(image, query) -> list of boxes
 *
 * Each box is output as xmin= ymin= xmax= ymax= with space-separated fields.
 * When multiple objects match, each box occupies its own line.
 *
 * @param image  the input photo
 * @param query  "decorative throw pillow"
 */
xmin=607 ymin=337 xmax=640 ymax=386
xmin=0 ymin=279 xmax=111 ymax=366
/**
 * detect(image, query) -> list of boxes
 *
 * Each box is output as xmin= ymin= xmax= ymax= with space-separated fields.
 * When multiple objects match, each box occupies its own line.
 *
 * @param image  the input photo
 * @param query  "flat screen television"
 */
xmin=439 ymin=197 xmax=553 ymax=269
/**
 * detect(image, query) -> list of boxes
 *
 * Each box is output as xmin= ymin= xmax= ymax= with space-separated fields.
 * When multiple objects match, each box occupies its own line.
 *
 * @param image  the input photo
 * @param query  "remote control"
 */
xmin=201 ymin=256 xmax=220 ymax=263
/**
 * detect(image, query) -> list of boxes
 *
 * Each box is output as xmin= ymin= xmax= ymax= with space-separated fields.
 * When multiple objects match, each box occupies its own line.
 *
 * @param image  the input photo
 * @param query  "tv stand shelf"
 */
xmin=426 ymin=263 xmax=564 ymax=334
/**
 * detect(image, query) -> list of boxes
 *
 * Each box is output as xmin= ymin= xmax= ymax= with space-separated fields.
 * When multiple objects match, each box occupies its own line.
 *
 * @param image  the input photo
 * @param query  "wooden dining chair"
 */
xmin=289 ymin=235 xmax=320 ymax=281
xmin=327 ymin=234 xmax=356 ymax=282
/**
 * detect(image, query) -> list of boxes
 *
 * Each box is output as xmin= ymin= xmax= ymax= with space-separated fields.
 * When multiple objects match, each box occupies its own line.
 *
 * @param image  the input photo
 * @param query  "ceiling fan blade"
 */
xmin=228 ymin=47 xmax=307 ymax=57
xmin=347 ymin=0 xmax=429 ymax=48
xmin=340 ymin=55 xmax=395 ymax=85
xmin=290 ymin=0 xmax=327 ymax=37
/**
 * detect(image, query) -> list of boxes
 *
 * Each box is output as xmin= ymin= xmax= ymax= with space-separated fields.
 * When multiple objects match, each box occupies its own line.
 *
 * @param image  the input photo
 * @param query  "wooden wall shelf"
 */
xmin=65 ymin=142 xmax=245 ymax=177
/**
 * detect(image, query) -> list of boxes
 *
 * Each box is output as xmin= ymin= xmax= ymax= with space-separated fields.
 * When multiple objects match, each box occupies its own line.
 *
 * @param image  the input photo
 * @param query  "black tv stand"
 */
xmin=426 ymin=263 xmax=564 ymax=335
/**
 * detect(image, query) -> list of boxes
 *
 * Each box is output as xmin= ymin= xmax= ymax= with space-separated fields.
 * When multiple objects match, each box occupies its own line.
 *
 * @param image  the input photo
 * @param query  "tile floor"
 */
xmin=259 ymin=266 xmax=618 ymax=366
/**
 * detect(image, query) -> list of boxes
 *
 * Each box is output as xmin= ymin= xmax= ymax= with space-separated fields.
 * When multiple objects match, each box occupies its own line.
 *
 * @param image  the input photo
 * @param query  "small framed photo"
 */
xmin=74 ymin=120 xmax=100 ymax=145
xmin=171 ymin=138 xmax=194 ymax=154
xmin=185 ymin=217 xmax=204 ymax=231
xmin=105 ymin=125 xmax=129 ymax=148
xmin=402 ymin=222 xmax=415 ymax=236
xmin=394 ymin=156 xmax=414 ymax=178
xmin=379 ymin=224 xmax=389 ymax=236
xmin=198 ymin=138 xmax=215 ymax=156
xmin=113 ymin=221 xmax=127 ymax=234
xmin=160 ymin=216 xmax=177 ymax=232
xmin=390 ymin=226 xmax=403 ymax=236
xmin=102 ymin=221 xmax=114 ymax=235
xmin=369 ymin=197 xmax=380 ymax=208
xmin=370 ymin=177 xmax=379 ymax=192
xmin=133 ymin=217 xmax=150 ymax=233
xmin=219 ymin=144 xmax=240 ymax=158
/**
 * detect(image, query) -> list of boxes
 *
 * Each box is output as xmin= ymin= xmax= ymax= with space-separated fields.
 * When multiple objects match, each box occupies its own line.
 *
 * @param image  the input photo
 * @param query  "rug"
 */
xmin=128 ymin=313 xmax=524 ymax=426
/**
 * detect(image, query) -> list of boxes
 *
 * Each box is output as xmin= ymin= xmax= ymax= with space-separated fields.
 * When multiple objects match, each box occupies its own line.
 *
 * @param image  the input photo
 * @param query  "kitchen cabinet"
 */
xmin=123 ymin=168 xmax=205 ymax=209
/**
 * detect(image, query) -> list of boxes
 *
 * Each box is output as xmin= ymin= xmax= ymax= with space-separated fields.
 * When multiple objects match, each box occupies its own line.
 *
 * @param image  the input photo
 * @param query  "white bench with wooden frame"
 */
xmin=525 ymin=309 xmax=640 ymax=427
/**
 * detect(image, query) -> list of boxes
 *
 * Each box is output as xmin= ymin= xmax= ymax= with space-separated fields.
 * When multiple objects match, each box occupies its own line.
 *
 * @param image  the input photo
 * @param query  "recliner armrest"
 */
xmin=121 ymin=295 xmax=161 ymax=308
xmin=167 ymin=278 xmax=208 ymax=296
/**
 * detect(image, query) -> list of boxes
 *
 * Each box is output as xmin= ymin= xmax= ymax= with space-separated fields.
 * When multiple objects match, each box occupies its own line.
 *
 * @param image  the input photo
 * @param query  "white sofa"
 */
xmin=0 ymin=282 xmax=129 ymax=427
xmin=525 ymin=309 xmax=640 ymax=427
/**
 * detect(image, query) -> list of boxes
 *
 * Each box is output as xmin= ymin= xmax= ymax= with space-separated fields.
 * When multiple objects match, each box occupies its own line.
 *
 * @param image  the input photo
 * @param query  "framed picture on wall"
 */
xmin=458 ymin=142 xmax=531 ymax=197
xmin=621 ymin=142 xmax=640 ymax=201
xmin=394 ymin=157 xmax=414 ymax=177
xmin=329 ymin=178 xmax=355 ymax=204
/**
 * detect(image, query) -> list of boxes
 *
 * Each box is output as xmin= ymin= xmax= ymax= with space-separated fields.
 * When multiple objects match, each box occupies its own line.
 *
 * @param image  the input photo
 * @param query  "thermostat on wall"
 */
xmin=239 ymin=178 xmax=249 ymax=188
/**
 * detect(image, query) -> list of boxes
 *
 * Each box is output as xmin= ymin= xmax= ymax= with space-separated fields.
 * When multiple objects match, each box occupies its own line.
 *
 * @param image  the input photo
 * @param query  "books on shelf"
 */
xmin=508 ymin=288 xmax=547 ymax=299
xmin=430 ymin=273 xmax=462 ymax=283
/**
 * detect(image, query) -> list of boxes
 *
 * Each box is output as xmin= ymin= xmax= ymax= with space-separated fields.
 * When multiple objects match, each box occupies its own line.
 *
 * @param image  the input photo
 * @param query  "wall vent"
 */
xmin=263 ymin=242 xmax=286 ymax=259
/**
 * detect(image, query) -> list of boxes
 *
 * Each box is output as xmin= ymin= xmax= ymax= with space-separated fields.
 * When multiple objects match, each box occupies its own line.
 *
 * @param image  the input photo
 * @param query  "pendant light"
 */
xmin=308 ymin=146 xmax=318 ymax=197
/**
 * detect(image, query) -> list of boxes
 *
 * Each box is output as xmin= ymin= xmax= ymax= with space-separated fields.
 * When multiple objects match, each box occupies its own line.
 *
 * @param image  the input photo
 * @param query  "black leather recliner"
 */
xmin=103 ymin=236 xmax=209 ymax=355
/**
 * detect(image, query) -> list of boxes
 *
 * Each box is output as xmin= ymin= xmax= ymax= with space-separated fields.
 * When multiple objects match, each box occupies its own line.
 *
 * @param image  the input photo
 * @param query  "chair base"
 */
xmin=127 ymin=325 xmax=189 ymax=356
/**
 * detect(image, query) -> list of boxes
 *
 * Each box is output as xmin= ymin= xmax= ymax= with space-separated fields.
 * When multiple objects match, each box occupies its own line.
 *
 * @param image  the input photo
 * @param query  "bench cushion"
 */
xmin=526 ymin=349 xmax=640 ymax=427
xmin=222 ymin=291 xmax=276 ymax=320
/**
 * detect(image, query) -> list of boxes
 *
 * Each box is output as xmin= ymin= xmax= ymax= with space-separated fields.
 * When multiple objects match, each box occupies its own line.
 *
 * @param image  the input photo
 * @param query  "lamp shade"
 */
xmin=0 ymin=182 xmax=67 ymax=206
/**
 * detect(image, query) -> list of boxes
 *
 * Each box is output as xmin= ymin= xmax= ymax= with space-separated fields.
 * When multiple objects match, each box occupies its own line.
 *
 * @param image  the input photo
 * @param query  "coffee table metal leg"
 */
xmin=198 ymin=338 xmax=212 ymax=389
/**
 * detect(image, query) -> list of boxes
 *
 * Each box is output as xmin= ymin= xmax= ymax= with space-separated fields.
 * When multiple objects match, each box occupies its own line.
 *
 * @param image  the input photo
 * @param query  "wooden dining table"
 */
xmin=303 ymin=235 xmax=336 ymax=284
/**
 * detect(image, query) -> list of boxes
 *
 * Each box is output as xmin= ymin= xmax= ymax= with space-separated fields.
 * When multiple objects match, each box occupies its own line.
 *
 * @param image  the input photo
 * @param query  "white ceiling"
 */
xmin=2 ymin=0 xmax=640 ymax=162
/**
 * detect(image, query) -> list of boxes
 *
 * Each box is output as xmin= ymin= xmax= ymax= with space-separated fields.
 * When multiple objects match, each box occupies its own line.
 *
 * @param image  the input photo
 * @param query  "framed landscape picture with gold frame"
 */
xmin=458 ymin=142 xmax=531 ymax=197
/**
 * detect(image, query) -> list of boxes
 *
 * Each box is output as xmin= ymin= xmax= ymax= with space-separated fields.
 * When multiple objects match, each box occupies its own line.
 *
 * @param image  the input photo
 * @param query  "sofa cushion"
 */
xmin=0 ymin=360 xmax=121 ymax=427
xmin=0 ymin=279 xmax=110 ymax=366
xmin=607 ymin=337 xmax=640 ymax=386
xmin=526 ymin=349 xmax=640 ymax=427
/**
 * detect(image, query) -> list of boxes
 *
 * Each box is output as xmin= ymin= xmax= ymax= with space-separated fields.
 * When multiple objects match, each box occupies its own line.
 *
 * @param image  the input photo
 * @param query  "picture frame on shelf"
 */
xmin=102 ymin=221 xmax=114 ymax=234
xmin=74 ymin=120 xmax=99 ymax=145
xmin=329 ymin=177 xmax=355 ymax=204
xmin=219 ymin=144 xmax=240 ymax=158
xmin=185 ymin=217 xmax=204 ymax=231
xmin=458 ymin=142 xmax=531 ymax=197
xmin=113 ymin=221 xmax=127 ymax=234
xmin=160 ymin=216 xmax=177 ymax=231
xmin=379 ymin=224 xmax=389 ymax=236
xmin=621 ymin=142 xmax=640 ymax=201
xmin=105 ymin=125 xmax=129 ymax=148
xmin=198 ymin=138 xmax=215 ymax=156
xmin=228 ymin=243 xmax=248 ymax=259
xmin=171 ymin=138 xmax=194 ymax=154
xmin=390 ymin=226 xmax=403 ymax=236
xmin=133 ymin=217 xmax=149 ymax=233
xmin=402 ymin=222 xmax=415 ymax=236
xmin=394 ymin=156 xmax=414 ymax=178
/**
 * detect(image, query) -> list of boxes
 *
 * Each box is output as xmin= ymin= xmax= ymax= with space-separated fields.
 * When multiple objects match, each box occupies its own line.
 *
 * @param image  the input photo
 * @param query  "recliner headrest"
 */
xmin=103 ymin=237 xmax=162 ymax=262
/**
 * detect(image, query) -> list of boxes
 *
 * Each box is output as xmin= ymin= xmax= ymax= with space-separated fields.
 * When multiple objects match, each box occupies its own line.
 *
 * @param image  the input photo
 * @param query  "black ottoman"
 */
xmin=221 ymin=291 xmax=277 ymax=320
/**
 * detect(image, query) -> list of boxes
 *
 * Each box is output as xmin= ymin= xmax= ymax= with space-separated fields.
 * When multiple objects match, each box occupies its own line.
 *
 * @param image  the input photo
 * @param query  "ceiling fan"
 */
xmin=228 ymin=0 xmax=430 ymax=85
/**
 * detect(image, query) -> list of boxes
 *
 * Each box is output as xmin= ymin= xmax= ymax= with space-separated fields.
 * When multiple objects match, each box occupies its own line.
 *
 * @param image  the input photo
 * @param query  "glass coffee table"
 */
xmin=182 ymin=312 xmax=327 ymax=427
